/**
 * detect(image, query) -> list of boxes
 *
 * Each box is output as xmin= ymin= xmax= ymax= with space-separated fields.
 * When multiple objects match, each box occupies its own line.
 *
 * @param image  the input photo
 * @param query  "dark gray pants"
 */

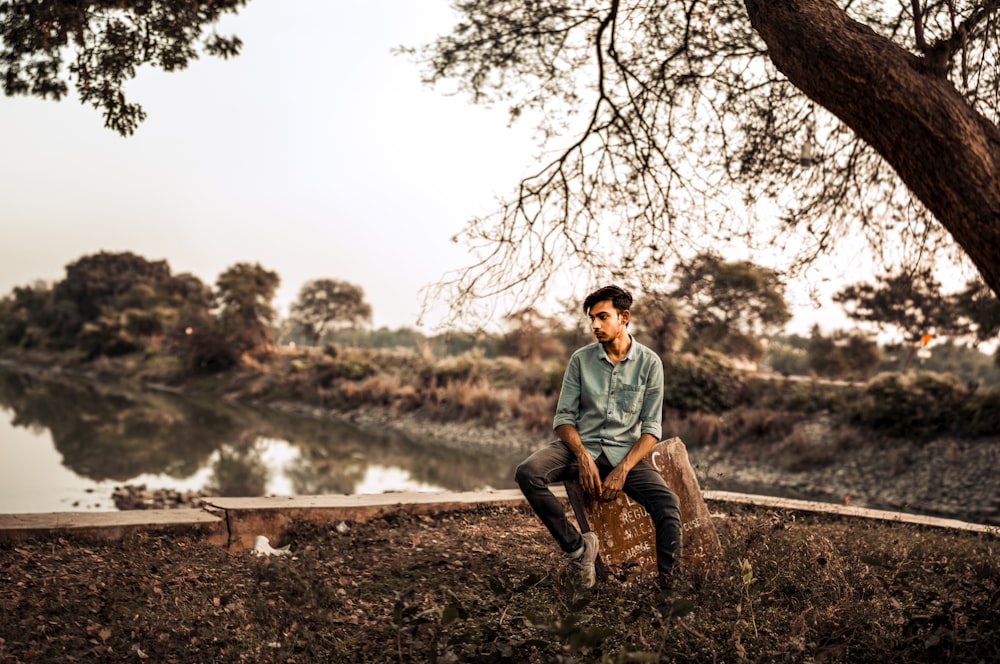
xmin=514 ymin=441 xmax=682 ymax=586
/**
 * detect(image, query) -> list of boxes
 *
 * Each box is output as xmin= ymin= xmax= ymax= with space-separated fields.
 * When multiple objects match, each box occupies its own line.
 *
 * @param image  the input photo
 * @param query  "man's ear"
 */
xmin=620 ymin=309 xmax=631 ymax=326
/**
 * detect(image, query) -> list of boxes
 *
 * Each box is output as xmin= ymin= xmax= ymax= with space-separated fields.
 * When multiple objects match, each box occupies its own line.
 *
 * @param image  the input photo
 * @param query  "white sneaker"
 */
xmin=569 ymin=532 xmax=599 ymax=588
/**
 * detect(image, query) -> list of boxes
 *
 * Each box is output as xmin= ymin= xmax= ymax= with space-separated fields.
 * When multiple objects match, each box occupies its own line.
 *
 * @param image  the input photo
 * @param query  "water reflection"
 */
xmin=0 ymin=366 xmax=524 ymax=511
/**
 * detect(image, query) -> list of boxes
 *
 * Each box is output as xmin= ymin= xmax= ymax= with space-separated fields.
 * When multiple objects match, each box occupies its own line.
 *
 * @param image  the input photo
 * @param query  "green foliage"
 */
xmin=904 ymin=340 xmax=1000 ymax=386
xmin=740 ymin=376 xmax=857 ymax=414
xmin=671 ymin=252 xmax=791 ymax=362
xmin=421 ymin=350 xmax=483 ymax=384
xmin=954 ymin=278 xmax=1000 ymax=344
xmin=289 ymin=278 xmax=372 ymax=345
xmin=762 ymin=339 xmax=810 ymax=376
xmin=631 ymin=290 xmax=688 ymax=356
xmin=662 ymin=351 xmax=744 ymax=413
xmin=0 ymin=282 xmax=58 ymax=349
xmin=0 ymin=252 xmax=228 ymax=365
xmin=0 ymin=252 xmax=280 ymax=371
xmin=51 ymin=251 xmax=172 ymax=350
xmin=321 ymin=350 xmax=380 ymax=382
xmin=806 ymin=325 xmax=882 ymax=381
xmin=0 ymin=0 xmax=248 ymax=135
xmin=966 ymin=384 xmax=1000 ymax=430
xmin=214 ymin=262 xmax=280 ymax=356
xmin=849 ymin=371 xmax=1000 ymax=439
xmin=834 ymin=269 xmax=969 ymax=345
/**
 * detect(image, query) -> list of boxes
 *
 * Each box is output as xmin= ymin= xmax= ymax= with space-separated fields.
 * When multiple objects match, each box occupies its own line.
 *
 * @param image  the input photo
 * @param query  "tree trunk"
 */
xmin=744 ymin=0 xmax=1000 ymax=298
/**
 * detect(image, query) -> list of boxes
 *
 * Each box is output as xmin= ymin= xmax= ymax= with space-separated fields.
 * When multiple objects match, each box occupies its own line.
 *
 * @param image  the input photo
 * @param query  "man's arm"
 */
xmin=556 ymin=423 xmax=602 ymax=498
xmin=600 ymin=432 xmax=658 ymax=501
xmin=552 ymin=352 xmax=602 ymax=497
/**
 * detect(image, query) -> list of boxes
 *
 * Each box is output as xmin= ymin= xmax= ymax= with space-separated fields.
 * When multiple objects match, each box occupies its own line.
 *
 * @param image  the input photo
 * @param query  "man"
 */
xmin=515 ymin=285 xmax=682 ymax=591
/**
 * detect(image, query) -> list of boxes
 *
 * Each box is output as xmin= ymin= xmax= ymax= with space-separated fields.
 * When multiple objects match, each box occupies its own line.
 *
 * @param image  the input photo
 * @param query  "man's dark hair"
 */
xmin=583 ymin=285 xmax=633 ymax=315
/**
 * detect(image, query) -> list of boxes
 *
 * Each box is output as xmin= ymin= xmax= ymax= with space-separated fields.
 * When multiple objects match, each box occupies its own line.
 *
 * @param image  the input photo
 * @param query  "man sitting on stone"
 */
xmin=515 ymin=285 xmax=682 ymax=591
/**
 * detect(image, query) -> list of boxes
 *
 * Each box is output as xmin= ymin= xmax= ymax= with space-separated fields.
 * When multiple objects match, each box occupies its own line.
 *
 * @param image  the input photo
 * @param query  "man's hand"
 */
xmin=601 ymin=464 xmax=629 ymax=502
xmin=556 ymin=424 xmax=602 ymax=498
xmin=600 ymin=433 xmax=657 ymax=502
xmin=576 ymin=453 xmax=602 ymax=498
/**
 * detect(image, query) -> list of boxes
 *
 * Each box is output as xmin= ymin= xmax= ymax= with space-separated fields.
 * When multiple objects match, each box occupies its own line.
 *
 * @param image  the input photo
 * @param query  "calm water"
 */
xmin=0 ymin=367 xmax=522 ymax=513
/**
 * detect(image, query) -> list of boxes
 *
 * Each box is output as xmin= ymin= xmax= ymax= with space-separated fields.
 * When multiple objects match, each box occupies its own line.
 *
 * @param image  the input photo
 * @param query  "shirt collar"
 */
xmin=597 ymin=334 xmax=635 ymax=364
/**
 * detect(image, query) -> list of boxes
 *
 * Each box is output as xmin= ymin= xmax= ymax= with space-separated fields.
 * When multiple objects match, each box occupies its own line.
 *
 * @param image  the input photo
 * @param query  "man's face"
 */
xmin=588 ymin=299 xmax=628 ymax=342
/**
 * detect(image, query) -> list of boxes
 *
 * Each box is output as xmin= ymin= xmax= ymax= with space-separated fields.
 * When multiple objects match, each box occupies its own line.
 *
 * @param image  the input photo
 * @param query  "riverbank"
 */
xmin=265 ymin=400 xmax=1000 ymax=526
xmin=2 ymin=349 xmax=998 ymax=525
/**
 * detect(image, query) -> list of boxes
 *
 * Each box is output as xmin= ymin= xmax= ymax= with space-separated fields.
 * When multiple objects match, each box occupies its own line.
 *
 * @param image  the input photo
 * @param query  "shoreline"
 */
xmin=2 ymin=353 xmax=998 ymax=526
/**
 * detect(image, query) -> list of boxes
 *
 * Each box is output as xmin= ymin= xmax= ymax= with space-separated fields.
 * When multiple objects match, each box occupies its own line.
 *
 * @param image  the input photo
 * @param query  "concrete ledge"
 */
xmin=204 ymin=489 xmax=551 ymax=551
xmin=0 ymin=508 xmax=227 ymax=546
xmin=1 ymin=487 xmax=994 ymax=551
xmin=703 ymin=490 xmax=998 ymax=535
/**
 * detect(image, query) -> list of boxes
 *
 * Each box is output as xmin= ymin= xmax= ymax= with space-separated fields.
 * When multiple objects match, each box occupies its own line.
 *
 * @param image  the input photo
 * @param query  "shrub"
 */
xmin=662 ymin=351 xmax=744 ymax=413
xmin=741 ymin=376 xmax=858 ymax=413
xmin=421 ymin=350 xmax=483 ymax=385
xmin=965 ymin=385 xmax=1000 ymax=437
xmin=423 ymin=379 xmax=507 ymax=426
xmin=764 ymin=341 xmax=809 ymax=376
xmin=719 ymin=408 xmax=800 ymax=446
xmin=662 ymin=409 xmax=723 ymax=447
xmin=320 ymin=351 xmax=379 ymax=382
xmin=849 ymin=371 xmax=970 ymax=439
xmin=509 ymin=391 xmax=557 ymax=433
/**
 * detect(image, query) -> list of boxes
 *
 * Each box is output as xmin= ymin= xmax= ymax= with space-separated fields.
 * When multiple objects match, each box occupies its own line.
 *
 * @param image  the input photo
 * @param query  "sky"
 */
xmin=1 ymin=0 xmax=544 ymax=331
xmin=0 ymin=0 xmax=853 ymax=335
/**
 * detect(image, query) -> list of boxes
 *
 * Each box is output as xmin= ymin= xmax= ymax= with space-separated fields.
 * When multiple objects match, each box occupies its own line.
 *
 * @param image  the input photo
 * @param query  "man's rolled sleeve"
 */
xmin=552 ymin=353 xmax=582 ymax=430
xmin=638 ymin=357 xmax=664 ymax=439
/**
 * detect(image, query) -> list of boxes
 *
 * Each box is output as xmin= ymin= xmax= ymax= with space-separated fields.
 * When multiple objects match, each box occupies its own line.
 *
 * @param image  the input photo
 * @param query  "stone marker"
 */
xmin=565 ymin=437 xmax=722 ymax=580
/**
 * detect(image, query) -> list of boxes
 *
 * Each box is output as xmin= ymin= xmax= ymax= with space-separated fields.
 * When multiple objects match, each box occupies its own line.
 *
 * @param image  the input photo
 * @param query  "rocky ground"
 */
xmin=692 ymin=433 xmax=1000 ymax=525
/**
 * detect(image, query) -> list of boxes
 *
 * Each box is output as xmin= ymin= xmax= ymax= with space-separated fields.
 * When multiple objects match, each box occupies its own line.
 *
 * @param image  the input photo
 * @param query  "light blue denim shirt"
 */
xmin=552 ymin=336 xmax=664 ymax=466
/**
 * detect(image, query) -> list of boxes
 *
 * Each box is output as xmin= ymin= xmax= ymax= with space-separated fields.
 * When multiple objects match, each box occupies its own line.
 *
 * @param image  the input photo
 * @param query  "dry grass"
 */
xmin=1 ymin=502 xmax=997 ymax=663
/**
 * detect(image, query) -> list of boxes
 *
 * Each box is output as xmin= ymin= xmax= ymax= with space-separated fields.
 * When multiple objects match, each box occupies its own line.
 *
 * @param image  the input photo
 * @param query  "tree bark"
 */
xmin=744 ymin=0 xmax=1000 ymax=297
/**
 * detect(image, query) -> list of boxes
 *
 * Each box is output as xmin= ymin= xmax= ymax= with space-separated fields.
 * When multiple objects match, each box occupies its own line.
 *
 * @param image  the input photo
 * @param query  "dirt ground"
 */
xmin=2 ymin=501 xmax=998 ymax=663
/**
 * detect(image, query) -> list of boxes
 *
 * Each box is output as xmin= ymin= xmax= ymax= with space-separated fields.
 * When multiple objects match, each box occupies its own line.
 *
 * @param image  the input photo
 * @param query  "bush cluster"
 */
xmin=849 ymin=371 xmax=1000 ymax=439
xmin=740 ymin=376 xmax=860 ymax=413
xmin=662 ymin=351 xmax=744 ymax=413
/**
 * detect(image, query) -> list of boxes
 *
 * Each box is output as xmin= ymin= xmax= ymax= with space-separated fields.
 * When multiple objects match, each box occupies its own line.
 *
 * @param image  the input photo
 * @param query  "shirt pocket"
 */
xmin=615 ymin=384 xmax=645 ymax=416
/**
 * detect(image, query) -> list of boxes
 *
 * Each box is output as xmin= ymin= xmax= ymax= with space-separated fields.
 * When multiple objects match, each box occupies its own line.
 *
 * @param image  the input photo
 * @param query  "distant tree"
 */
xmin=0 ymin=254 xmax=222 ymax=362
xmin=631 ymin=291 xmax=687 ymax=356
xmin=364 ymin=327 xmax=427 ymax=352
xmin=1 ymin=1 xmax=247 ymax=135
xmin=806 ymin=326 xmax=882 ymax=382
xmin=909 ymin=339 xmax=1000 ymax=384
xmin=955 ymin=279 xmax=1000 ymax=346
xmin=670 ymin=252 xmax=791 ymax=362
xmin=764 ymin=339 xmax=810 ymax=377
xmin=499 ymin=307 xmax=566 ymax=361
xmin=289 ymin=279 xmax=372 ymax=346
xmin=52 ymin=251 xmax=171 ymax=338
xmin=763 ymin=334 xmax=810 ymax=376
xmin=158 ymin=272 xmax=234 ymax=372
xmin=833 ymin=268 xmax=966 ymax=370
xmin=39 ymin=251 xmax=181 ymax=355
xmin=427 ymin=331 xmax=501 ymax=359
xmin=0 ymin=281 xmax=57 ymax=349
xmin=214 ymin=262 xmax=279 ymax=356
